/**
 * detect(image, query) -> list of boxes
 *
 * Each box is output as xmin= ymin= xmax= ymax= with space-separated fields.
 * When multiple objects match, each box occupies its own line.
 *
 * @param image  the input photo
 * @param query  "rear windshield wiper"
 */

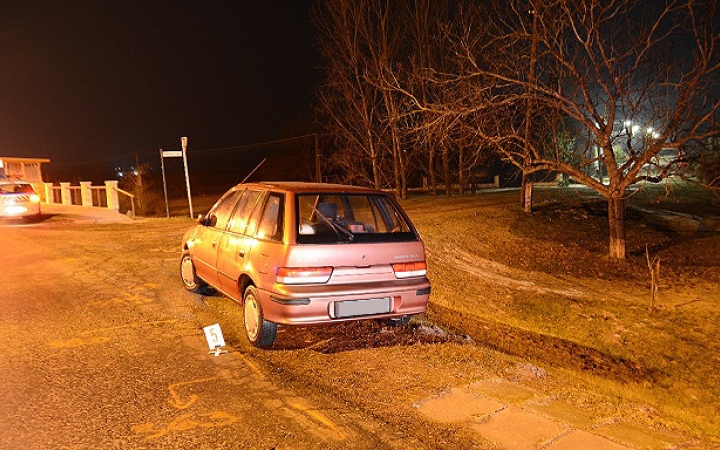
xmin=312 ymin=205 xmax=354 ymax=241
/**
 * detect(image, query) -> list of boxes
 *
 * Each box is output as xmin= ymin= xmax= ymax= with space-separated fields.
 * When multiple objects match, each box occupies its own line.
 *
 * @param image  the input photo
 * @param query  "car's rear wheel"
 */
xmin=180 ymin=251 xmax=214 ymax=295
xmin=243 ymin=286 xmax=277 ymax=348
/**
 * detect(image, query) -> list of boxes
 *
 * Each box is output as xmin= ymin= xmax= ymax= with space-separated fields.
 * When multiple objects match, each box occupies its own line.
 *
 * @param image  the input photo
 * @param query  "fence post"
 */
xmin=80 ymin=182 xmax=93 ymax=206
xmin=44 ymin=183 xmax=54 ymax=203
xmin=105 ymin=180 xmax=119 ymax=211
xmin=494 ymin=175 xmax=500 ymax=188
xmin=60 ymin=182 xmax=72 ymax=205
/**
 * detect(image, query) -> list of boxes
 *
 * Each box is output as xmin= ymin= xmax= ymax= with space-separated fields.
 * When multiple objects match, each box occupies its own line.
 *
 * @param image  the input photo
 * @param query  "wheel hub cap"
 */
xmin=244 ymin=298 xmax=259 ymax=340
xmin=181 ymin=258 xmax=195 ymax=287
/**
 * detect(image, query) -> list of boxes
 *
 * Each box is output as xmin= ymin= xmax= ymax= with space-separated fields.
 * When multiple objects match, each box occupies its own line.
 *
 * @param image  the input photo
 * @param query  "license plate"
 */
xmin=333 ymin=298 xmax=391 ymax=318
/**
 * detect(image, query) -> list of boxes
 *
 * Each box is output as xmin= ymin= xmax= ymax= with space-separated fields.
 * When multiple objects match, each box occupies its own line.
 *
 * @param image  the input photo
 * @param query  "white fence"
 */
xmin=43 ymin=180 xmax=135 ymax=216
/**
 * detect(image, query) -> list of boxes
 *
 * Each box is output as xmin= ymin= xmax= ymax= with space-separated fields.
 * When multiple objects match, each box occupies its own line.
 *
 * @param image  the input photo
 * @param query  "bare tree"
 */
xmin=314 ymin=0 xmax=385 ymax=189
xmin=447 ymin=0 xmax=720 ymax=259
xmin=315 ymin=0 xmax=418 ymax=197
xmin=316 ymin=0 xmax=495 ymax=198
xmin=367 ymin=2 xmax=408 ymax=198
xmin=385 ymin=3 xmax=505 ymax=197
xmin=314 ymin=0 xmax=718 ymax=259
xmin=402 ymin=0 xmax=455 ymax=196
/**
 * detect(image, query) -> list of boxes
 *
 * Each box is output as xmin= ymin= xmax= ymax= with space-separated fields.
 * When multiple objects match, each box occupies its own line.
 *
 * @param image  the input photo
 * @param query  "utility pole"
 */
xmin=134 ymin=151 xmax=143 ymax=215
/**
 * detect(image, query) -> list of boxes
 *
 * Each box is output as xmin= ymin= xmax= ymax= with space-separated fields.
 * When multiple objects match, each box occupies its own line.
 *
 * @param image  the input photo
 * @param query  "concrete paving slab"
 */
xmin=467 ymin=379 xmax=538 ymax=404
xmin=471 ymin=406 xmax=567 ymax=450
xmin=417 ymin=388 xmax=504 ymax=423
xmin=594 ymin=422 xmax=689 ymax=450
xmin=529 ymin=400 xmax=598 ymax=428
xmin=544 ymin=430 xmax=631 ymax=450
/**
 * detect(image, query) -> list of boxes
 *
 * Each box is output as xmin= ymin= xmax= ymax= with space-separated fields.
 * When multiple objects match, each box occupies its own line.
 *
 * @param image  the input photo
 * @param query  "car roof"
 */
xmin=234 ymin=181 xmax=389 ymax=195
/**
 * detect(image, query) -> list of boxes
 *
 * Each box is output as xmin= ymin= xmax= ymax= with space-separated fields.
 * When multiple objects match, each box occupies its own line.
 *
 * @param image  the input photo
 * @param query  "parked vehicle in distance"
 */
xmin=180 ymin=182 xmax=431 ymax=348
xmin=0 ymin=177 xmax=41 ymax=219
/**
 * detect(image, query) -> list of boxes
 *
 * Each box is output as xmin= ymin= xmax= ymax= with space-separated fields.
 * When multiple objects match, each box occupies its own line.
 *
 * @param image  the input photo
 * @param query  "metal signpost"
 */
xmin=159 ymin=149 xmax=169 ymax=218
xmin=181 ymin=137 xmax=194 ymax=219
xmin=159 ymin=137 xmax=193 ymax=218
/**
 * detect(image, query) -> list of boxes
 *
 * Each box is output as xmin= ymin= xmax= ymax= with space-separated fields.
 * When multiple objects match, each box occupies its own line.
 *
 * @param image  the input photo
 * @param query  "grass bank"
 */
xmin=401 ymin=185 xmax=719 ymax=440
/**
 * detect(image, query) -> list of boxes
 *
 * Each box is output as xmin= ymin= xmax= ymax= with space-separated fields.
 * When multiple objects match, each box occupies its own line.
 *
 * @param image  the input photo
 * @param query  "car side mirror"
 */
xmin=198 ymin=214 xmax=217 ymax=227
xmin=197 ymin=213 xmax=216 ymax=227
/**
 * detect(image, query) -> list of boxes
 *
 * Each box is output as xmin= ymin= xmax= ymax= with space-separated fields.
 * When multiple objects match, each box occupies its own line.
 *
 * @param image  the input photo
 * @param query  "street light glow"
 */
xmin=622 ymin=120 xmax=641 ymax=134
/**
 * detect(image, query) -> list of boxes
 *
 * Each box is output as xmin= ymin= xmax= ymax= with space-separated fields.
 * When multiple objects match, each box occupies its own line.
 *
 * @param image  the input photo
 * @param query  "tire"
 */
xmin=243 ymin=286 xmax=277 ymax=348
xmin=180 ymin=251 xmax=214 ymax=295
xmin=381 ymin=315 xmax=412 ymax=327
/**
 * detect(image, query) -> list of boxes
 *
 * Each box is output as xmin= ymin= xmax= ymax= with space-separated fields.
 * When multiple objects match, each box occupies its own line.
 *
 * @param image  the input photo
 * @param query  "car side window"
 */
xmin=255 ymin=193 xmax=284 ymax=241
xmin=208 ymin=189 xmax=243 ymax=230
xmin=227 ymin=189 xmax=262 ymax=234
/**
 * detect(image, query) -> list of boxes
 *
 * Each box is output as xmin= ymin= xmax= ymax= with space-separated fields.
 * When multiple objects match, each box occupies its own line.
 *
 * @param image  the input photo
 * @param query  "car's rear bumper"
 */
xmin=260 ymin=278 xmax=430 ymax=325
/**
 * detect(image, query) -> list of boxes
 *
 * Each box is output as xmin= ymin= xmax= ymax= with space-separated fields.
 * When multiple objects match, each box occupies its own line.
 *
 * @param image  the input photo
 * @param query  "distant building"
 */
xmin=0 ymin=157 xmax=51 ymax=199
xmin=0 ymin=156 xmax=50 ymax=183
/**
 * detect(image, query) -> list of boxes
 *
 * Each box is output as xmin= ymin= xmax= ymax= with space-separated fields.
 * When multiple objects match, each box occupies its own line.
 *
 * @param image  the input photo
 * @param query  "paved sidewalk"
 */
xmin=417 ymin=379 xmax=689 ymax=450
xmin=41 ymin=203 xmax=133 ymax=223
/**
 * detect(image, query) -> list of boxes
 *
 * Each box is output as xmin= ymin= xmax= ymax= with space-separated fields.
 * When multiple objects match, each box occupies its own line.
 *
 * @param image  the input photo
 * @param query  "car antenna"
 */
xmin=241 ymin=157 xmax=267 ymax=184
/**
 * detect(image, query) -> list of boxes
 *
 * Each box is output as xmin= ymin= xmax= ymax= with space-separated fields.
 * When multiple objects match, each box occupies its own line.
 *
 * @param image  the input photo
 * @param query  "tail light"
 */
xmin=391 ymin=261 xmax=427 ymax=279
xmin=276 ymin=266 xmax=333 ymax=284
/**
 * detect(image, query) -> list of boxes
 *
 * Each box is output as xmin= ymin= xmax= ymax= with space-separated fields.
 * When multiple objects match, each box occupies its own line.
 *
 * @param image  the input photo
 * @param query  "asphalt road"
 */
xmin=0 ymin=220 xmax=404 ymax=450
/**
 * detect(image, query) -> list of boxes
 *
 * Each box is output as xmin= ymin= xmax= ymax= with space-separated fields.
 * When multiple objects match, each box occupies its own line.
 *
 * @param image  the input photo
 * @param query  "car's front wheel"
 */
xmin=180 ymin=251 xmax=214 ymax=295
xmin=243 ymin=286 xmax=277 ymax=348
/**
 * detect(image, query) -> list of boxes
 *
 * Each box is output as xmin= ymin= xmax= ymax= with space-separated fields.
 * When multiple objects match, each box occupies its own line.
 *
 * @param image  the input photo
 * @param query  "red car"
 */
xmin=180 ymin=182 xmax=430 ymax=348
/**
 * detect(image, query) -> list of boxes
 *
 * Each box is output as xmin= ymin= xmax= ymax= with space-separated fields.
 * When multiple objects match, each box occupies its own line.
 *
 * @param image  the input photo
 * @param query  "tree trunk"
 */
xmin=521 ymin=172 xmax=533 ymax=213
xmin=458 ymin=146 xmax=465 ymax=195
xmin=521 ymin=10 xmax=538 ymax=214
xmin=442 ymin=145 xmax=451 ymax=196
xmin=401 ymin=160 xmax=408 ymax=199
xmin=392 ymin=147 xmax=401 ymax=197
xmin=369 ymin=138 xmax=381 ymax=190
xmin=428 ymin=146 xmax=437 ymax=196
xmin=608 ymin=193 xmax=627 ymax=259
xmin=398 ymin=137 xmax=408 ymax=199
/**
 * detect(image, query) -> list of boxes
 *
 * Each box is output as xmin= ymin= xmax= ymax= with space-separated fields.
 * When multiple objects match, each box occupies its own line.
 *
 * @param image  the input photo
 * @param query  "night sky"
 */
xmin=0 ymin=1 xmax=320 ymax=167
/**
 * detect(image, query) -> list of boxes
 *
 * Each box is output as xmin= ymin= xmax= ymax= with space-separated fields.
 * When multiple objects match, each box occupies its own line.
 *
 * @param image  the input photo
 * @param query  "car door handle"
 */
xmin=238 ymin=250 xmax=245 ymax=258
xmin=212 ymin=240 xmax=217 ymax=248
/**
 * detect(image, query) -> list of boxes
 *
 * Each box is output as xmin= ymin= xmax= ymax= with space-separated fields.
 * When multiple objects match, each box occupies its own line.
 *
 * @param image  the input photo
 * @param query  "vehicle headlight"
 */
xmin=30 ymin=194 xmax=40 ymax=203
xmin=5 ymin=205 xmax=27 ymax=215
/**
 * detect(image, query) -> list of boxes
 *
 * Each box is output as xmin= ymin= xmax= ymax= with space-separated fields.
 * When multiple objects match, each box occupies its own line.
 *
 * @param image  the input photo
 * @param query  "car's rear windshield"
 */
xmin=295 ymin=193 xmax=417 ymax=244
xmin=0 ymin=183 xmax=34 ymax=194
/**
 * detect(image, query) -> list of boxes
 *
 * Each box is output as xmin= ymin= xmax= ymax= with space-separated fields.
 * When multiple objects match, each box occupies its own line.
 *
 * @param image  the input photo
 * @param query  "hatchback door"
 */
xmin=288 ymin=192 xmax=428 ymax=287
